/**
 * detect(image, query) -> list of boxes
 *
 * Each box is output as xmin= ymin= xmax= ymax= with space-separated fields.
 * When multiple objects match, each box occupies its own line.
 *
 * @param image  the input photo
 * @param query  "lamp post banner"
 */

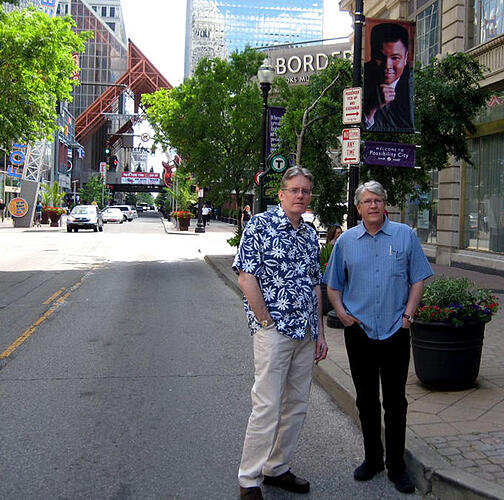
xmin=364 ymin=141 xmax=415 ymax=167
xmin=267 ymin=106 xmax=285 ymax=156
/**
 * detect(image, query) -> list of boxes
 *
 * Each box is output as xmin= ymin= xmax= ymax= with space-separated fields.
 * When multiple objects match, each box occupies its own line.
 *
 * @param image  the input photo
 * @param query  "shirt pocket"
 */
xmin=392 ymin=250 xmax=408 ymax=277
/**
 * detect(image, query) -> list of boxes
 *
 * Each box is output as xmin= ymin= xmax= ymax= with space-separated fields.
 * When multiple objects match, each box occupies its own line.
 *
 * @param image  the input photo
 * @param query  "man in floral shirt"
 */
xmin=234 ymin=166 xmax=327 ymax=499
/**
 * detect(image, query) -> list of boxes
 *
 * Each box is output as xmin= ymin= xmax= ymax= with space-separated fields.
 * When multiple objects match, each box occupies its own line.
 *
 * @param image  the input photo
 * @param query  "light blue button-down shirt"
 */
xmin=323 ymin=218 xmax=433 ymax=340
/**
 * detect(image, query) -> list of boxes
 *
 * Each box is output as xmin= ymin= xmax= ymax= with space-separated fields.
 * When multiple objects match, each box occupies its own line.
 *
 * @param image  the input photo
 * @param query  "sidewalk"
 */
xmin=0 ymin=218 xmax=65 ymax=232
xmin=205 ymin=250 xmax=504 ymax=500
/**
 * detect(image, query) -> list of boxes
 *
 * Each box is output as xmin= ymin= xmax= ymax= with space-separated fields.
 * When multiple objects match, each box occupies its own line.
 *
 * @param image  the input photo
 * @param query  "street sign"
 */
xmin=364 ymin=141 xmax=416 ymax=168
xmin=254 ymin=170 xmax=264 ymax=186
xmin=343 ymin=87 xmax=362 ymax=124
xmin=268 ymin=153 xmax=288 ymax=173
xmin=341 ymin=128 xmax=361 ymax=165
xmin=99 ymin=161 xmax=107 ymax=179
xmin=8 ymin=197 xmax=29 ymax=218
xmin=141 ymin=132 xmax=150 ymax=142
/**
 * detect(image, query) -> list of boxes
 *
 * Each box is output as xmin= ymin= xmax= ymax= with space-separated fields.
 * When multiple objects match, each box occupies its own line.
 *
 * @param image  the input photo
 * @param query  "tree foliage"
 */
xmin=273 ymin=58 xmax=353 ymax=225
xmin=143 ymin=48 xmax=265 ymax=210
xmin=275 ymin=53 xmax=489 ymax=214
xmin=79 ymin=175 xmax=104 ymax=207
xmin=0 ymin=6 xmax=90 ymax=150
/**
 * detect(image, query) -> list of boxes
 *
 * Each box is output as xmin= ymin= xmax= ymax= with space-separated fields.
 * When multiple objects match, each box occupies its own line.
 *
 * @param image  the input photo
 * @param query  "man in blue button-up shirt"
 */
xmin=324 ymin=180 xmax=432 ymax=494
xmin=234 ymin=167 xmax=327 ymax=499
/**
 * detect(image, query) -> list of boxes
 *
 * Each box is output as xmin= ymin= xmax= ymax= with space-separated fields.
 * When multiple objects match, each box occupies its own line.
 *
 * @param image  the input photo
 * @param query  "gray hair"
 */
xmin=354 ymin=180 xmax=387 ymax=206
xmin=280 ymin=166 xmax=313 ymax=189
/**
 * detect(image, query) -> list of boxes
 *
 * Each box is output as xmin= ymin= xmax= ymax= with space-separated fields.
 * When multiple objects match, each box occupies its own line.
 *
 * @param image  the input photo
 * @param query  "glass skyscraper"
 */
xmin=185 ymin=0 xmax=324 ymax=77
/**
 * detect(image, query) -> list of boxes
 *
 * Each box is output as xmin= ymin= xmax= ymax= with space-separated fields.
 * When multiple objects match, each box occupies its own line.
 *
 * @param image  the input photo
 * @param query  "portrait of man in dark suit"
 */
xmin=363 ymin=21 xmax=415 ymax=133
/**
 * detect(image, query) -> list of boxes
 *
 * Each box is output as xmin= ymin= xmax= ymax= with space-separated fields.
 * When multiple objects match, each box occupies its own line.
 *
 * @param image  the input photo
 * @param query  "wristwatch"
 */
xmin=260 ymin=319 xmax=274 ymax=329
xmin=403 ymin=313 xmax=414 ymax=323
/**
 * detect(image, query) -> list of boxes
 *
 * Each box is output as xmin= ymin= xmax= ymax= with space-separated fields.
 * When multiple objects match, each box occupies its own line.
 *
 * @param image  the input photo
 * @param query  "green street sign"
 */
xmin=268 ymin=154 xmax=288 ymax=173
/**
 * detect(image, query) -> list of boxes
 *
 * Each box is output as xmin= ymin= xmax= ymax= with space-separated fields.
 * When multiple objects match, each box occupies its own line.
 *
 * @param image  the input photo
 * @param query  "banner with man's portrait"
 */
xmin=363 ymin=19 xmax=415 ymax=134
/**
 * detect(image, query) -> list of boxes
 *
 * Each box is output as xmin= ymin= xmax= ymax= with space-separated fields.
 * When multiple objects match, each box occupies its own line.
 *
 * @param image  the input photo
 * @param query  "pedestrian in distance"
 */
xmin=326 ymin=224 xmax=343 ymax=245
xmin=0 ymin=198 xmax=5 ymax=222
xmin=324 ymin=180 xmax=433 ymax=494
xmin=241 ymin=204 xmax=251 ymax=228
xmin=201 ymin=203 xmax=211 ymax=227
xmin=35 ymin=201 xmax=43 ymax=227
xmin=234 ymin=166 xmax=328 ymax=500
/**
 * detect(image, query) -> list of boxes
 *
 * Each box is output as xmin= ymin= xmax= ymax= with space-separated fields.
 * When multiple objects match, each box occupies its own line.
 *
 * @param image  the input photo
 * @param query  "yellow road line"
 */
xmin=42 ymin=288 xmax=66 ymax=305
xmin=0 ymin=269 xmax=96 ymax=360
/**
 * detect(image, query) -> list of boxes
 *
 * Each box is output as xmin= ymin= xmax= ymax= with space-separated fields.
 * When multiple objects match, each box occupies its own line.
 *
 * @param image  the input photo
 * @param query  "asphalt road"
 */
xmin=0 ymin=215 xmax=422 ymax=499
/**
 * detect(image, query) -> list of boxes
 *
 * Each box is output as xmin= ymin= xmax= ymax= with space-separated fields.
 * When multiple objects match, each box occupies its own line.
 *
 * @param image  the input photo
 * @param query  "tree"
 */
xmin=275 ymin=53 xmax=489 ymax=215
xmin=166 ymin=167 xmax=197 ymax=211
xmin=143 ymin=47 xmax=265 ymax=212
xmin=274 ymin=58 xmax=353 ymax=225
xmin=79 ymin=175 xmax=104 ymax=207
xmin=0 ymin=6 xmax=90 ymax=150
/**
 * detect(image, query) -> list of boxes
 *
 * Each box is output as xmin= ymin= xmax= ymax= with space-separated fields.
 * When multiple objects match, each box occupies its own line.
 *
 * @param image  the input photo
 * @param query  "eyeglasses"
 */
xmin=281 ymin=188 xmax=312 ymax=196
xmin=360 ymin=198 xmax=385 ymax=206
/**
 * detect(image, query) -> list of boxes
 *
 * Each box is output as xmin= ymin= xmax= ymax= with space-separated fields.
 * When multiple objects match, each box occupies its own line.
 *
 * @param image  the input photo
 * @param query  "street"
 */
xmin=0 ymin=216 xmax=422 ymax=499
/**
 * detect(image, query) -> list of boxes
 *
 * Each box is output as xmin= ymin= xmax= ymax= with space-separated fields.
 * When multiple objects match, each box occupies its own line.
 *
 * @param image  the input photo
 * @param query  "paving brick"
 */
xmin=463 ymin=451 xmax=486 ymax=459
xmin=437 ymin=447 xmax=460 ymax=456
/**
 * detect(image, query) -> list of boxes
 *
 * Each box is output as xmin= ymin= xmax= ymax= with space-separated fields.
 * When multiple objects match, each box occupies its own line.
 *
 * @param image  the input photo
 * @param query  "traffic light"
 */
xmin=104 ymin=145 xmax=111 ymax=156
xmin=108 ymin=155 xmax=118 ymax=170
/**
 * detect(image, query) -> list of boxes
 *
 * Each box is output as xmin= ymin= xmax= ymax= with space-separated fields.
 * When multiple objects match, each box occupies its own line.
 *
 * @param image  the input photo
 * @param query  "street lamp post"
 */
xmin=346 ymin=0 xmax=365 ymax=228
xmin=257 ymin=64 xmax=275 ymax=214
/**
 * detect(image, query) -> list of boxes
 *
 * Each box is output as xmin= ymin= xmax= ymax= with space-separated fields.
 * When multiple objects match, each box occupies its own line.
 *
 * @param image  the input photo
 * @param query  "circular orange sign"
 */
xmin=8 ymin=197 xmax=29 ymax=218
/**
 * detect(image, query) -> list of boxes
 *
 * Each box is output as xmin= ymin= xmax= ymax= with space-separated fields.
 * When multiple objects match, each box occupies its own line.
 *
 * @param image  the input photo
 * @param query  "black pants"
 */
xmin=344 ymin=323 xmax=410 ymax=475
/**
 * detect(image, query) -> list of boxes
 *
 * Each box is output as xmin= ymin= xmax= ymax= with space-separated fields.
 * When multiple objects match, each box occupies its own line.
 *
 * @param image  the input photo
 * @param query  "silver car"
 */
xmin=67 ymin=205 xmax=104 ymax=232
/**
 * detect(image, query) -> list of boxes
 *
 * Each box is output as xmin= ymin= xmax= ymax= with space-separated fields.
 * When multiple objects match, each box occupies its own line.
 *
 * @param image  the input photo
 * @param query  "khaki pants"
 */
xmin=238 ymin=327 xmax=315 ymax=488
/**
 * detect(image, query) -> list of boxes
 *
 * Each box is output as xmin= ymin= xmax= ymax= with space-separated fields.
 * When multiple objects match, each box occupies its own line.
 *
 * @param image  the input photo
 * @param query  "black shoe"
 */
xmin=388 ymin=470 xmax=415 ymax=494
xmin=239 ymin=486 xmax=263 ymax=499
xmin=263 ymin=470 xmax=310 ymax=493
xmin=353 ymin=460 xmax=385 ymax=481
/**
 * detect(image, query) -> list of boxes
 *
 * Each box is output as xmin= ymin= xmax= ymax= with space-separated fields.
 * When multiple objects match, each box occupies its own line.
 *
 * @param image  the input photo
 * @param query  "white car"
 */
xmin=67 ymin=205 xmax=104 ymax=232
xmin=108 ymin=205 xmax=135 ymax=221
xmin=101 ymin=207 xmax=124 ymax=223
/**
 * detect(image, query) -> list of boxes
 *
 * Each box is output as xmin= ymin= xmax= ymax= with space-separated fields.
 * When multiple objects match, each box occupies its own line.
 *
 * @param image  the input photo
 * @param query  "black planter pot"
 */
xmin=327 ymin=309 xmax=344 ymax=329
xmin=320 ymin=283 xmax=332 ymax=315
xmin=411 ymin=320 xmax=486 ymax=390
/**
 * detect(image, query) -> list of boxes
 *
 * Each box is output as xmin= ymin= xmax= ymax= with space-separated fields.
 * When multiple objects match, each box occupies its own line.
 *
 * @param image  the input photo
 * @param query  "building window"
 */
xmin=92 ymin=6 xmax=97 ymax=12
xmin=475 ymin=0 xmax=504 ymax=44
xmin=110 ymin=7 xmax=115 ymax=18
xmin=102 ymin=6 xmax=107 ymax=17
xmin=107 ymin=22 xmax=116 ymax=31
xmin=464 ymin=132 xmax=504 ymax=252
xmin=410 ymin=0 xmax=440 ymax=65
xmin=404 ymin=170 xmax=438 ymax=244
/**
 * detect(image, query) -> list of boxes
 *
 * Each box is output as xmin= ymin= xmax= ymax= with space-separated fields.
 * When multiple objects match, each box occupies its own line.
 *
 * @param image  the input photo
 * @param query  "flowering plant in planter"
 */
xmin=415 ymin=276 xmax=498 ymax=327
xmin=170 ymin=210 xmax=193 ymax=219
xmin=319 ymin=242 xmax=334 ymax=275
xmin=43 ymin=206 xmax=66 ymax=216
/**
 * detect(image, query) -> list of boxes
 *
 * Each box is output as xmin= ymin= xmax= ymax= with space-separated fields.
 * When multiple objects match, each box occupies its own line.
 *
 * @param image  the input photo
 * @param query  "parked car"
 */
xmin=108 ymin=205 xmax=135 ymax=221
xmin=101 ymin=207 xmax=124 ymax=224
xmin=67 ymin=205 xmax=103 ymax=232
xmin=130 ymin=206 xmax=138 ymax=219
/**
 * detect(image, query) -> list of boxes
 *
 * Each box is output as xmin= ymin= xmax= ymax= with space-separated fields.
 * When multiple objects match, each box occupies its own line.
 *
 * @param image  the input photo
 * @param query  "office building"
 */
xmin=185 ymin=0 xmax=324 ymax=77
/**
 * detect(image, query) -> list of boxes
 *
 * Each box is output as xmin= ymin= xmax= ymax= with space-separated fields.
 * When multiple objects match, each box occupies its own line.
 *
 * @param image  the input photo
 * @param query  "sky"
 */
xmin=121 ymin=0 xmax=353 ymax=87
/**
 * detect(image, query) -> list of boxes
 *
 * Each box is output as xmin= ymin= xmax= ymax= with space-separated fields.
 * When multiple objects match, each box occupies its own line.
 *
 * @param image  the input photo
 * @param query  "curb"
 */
xmin=160 ymin=217 xmax=199 ymax=236
xmin=204 ymin=254 xmax=504 ymax=500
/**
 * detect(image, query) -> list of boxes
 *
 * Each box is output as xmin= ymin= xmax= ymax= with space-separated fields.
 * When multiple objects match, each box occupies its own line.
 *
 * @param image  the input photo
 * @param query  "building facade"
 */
xmin=341 ymin=0 xmax=504 ymax=270
xmin=184 ymin=0 xmax=324 ymax=78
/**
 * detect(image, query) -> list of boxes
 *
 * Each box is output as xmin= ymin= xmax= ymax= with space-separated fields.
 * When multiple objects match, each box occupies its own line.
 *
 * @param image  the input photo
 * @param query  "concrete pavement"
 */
xmin=201 ymin=221 xmax=504 ymax=500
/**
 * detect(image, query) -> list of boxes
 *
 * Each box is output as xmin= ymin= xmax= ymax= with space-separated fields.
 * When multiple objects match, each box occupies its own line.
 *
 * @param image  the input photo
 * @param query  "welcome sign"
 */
xmin=364 ymin=141 xmax=415 ymax=168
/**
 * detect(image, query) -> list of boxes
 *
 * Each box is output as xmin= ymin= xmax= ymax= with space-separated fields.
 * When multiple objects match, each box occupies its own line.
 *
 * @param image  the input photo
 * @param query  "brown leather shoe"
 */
xmin=263 ymin=470 xmax=310 ymax=493
xmin=239 ymin=486 xmax=263 ymax=499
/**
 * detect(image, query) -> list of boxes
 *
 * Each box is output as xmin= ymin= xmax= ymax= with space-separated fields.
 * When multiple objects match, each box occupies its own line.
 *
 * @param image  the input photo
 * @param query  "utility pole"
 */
xmin=346 ymin=0 xmax=364 ymax=229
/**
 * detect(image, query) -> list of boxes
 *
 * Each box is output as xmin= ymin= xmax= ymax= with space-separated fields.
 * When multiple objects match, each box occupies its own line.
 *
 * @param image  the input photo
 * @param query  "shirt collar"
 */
xmin=275 ymin=205 xmax=306 ymax=232
xmin=356 ymin=216 xmax=391 ymax=238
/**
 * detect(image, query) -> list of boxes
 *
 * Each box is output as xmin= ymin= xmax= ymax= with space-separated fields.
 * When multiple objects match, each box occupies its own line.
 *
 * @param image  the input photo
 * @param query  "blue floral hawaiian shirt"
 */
xmin=233 ymin=205 xmax=322 ymax=340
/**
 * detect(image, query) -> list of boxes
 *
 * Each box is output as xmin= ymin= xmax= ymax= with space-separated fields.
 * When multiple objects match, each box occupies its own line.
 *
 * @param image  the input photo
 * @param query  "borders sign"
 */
xmin=8 ymin=197 xmax=29 ymax=218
